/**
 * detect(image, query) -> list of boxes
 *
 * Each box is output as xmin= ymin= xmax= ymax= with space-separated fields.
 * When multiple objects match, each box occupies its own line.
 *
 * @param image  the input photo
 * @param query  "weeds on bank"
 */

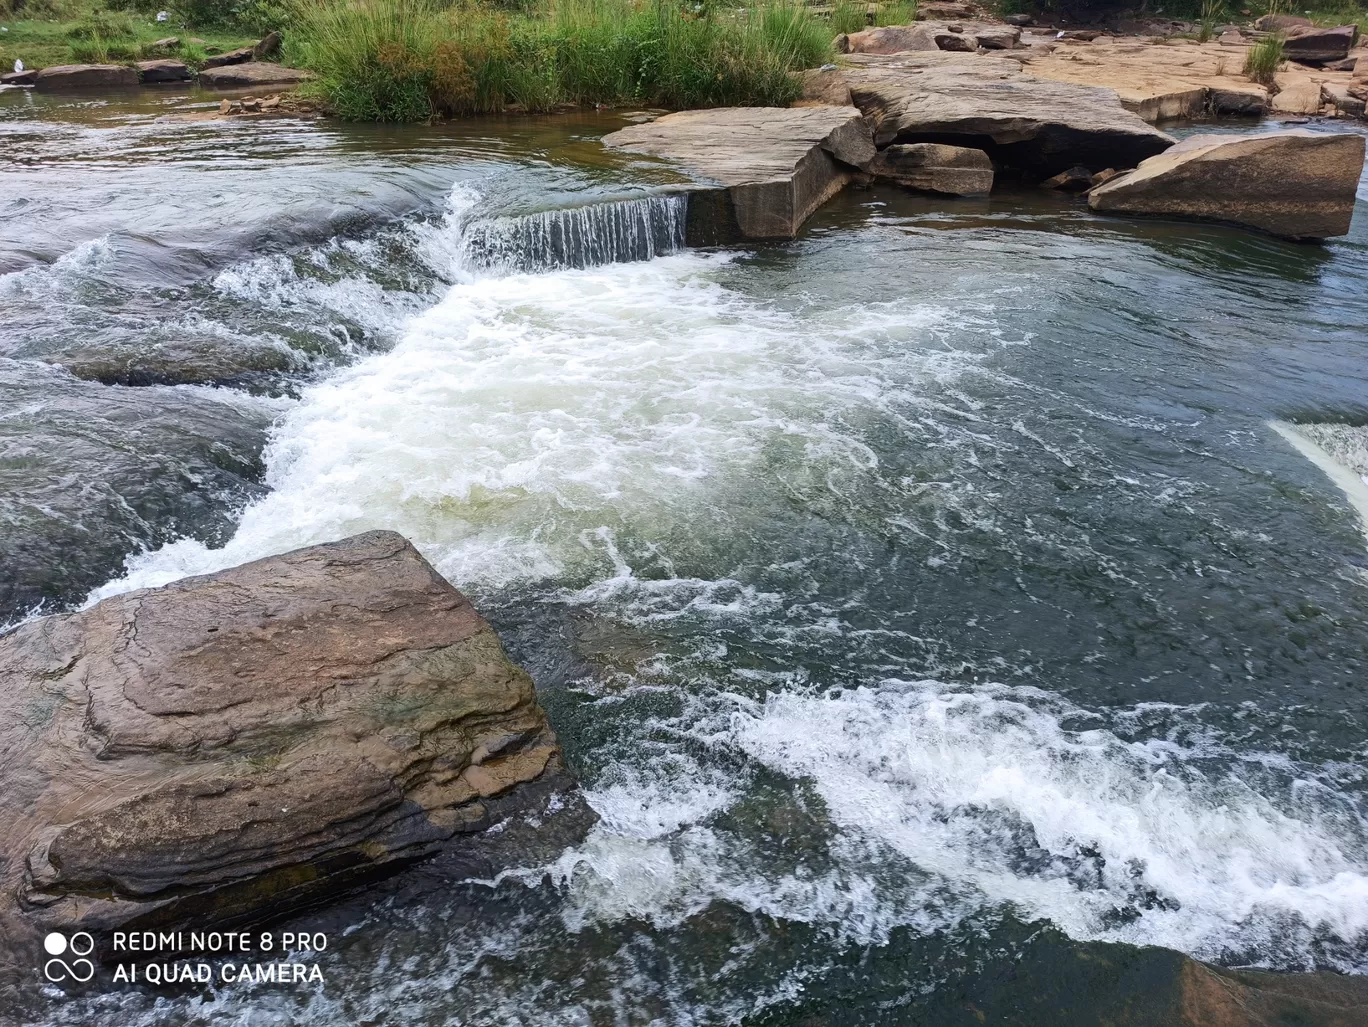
xmin=1243 ymin=32 xmax=1283 ymax=85
xmin=288 ymin=0 xmax=837 ymax=122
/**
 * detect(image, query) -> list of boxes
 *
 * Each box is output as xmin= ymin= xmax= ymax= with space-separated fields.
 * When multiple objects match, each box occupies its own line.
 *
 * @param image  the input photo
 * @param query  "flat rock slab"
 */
xmin=839 ymin=52 xmax=1174 ymax=176
xmin=1014 ymin=39 xmax=1271 ymax=122
xmin=0 ymin=531 xmax=580 ymax=985
xmin=602 ymin=107 xmax=874 ymax=241
xmin=198 ymin=62 xmax=313 ymax=88
xmin=34 ymin=64 xmax=139 ymax=91
xmin=1088 ymin=130 xmax=1365 ymax=241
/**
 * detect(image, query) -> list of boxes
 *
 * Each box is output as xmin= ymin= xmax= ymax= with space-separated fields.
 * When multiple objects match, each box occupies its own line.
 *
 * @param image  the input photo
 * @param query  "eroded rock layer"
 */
xmin=0 ymin=531 xmax=579 ymax=981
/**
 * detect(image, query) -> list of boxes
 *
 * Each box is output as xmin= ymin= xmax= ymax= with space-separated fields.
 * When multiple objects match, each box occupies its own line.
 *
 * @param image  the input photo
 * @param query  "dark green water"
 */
xmin=2 ymin=87 xmax=1367 ymax=1025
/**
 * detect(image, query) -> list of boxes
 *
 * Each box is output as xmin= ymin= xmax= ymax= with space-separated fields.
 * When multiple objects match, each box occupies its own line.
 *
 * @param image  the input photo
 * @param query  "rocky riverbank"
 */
xmin=0 ymin=531 xmax=590 ymax=997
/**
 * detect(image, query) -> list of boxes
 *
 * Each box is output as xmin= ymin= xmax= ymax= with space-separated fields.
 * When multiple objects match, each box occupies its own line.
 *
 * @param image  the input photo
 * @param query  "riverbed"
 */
xmin=3 ymin=86 xmax=1368 ymax=1025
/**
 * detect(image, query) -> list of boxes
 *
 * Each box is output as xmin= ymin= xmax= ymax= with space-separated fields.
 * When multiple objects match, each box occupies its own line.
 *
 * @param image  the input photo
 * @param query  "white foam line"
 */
xmin=1270 ymin=420 xmax=1368 ymax=543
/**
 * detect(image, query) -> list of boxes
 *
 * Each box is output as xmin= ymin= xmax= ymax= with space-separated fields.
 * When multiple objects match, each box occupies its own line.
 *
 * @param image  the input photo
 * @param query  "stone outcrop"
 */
xmin=253 ymin=31 xmax=282 ymax=59
xmin=198 ymin=62 xmax=314 ymax=88
xmin=0 ymin=531 xmax=582 ymax=984
xmin=1282 ymin=25 xmax=1358 ymax=65
xmin=1270 ymin=78 xmax=1323 ymax=114
xmin=838 ymin=53 xmax=1174 ymax=176
xmin=137 ymin=59 xmax=191 ymax=84
xmin=1021 ymin=38 xmax=1270 ymax=122
xmin=1 ymin=69 xmax=37 ymax=86
xmin=869 ymin=142 xmax=993 ymax=195
xmin=1087 ymin=130 xmax=1365 ymax=241
xmin=602 ymin=107 xmax=874 ymax=241
xmin=34 ymin=64 xmax=138 ymax=91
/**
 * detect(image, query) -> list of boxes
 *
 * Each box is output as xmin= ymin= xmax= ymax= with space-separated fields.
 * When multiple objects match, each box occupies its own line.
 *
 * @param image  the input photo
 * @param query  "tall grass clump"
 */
xmin=289 ymin=0 xmax=836 ymax=121
xmin=828 ymin=0 xmax=869 ymax=35
xmin=1196 ymin=0 xmax=1222 ymax=42
xmin=872 ymin=0 xmax=915 ymax=26
xmin=1242 ymin=32 xmax=1283 ymax=86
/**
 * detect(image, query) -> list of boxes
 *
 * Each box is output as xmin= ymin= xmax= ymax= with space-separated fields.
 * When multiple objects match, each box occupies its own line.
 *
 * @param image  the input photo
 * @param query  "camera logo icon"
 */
xmin=42 ymin=932 xmax=96 ymax=983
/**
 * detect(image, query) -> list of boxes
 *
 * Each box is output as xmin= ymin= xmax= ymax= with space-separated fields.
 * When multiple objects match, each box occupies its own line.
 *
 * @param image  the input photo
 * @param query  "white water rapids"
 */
xmin=76 ymin=181 xmax=1368 ymax=993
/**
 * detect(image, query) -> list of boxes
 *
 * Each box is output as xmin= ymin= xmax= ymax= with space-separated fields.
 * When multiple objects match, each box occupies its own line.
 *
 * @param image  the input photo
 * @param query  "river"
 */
xmin=3 ymin=85 xmax=1368 ymax=1025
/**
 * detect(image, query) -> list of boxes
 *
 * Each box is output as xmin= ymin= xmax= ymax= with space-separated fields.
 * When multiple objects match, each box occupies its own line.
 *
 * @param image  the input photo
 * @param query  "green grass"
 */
xmin=288 ymin=0 xmax=838 ymax=122
xmin=0 ymin=0 xmax=257 ymax=70
xmin=1242 ymin=31 xmax=1283 ymax=85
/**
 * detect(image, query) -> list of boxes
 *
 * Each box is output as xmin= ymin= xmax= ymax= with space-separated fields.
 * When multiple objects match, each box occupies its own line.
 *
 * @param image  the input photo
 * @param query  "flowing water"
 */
xmin=4 ymin=87 xmax=1368 ymax=1025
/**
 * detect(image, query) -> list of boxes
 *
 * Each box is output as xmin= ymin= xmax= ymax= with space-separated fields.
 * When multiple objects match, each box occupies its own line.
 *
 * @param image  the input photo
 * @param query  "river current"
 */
xmin=3 ymin=87 xmax=1368 ymax=1025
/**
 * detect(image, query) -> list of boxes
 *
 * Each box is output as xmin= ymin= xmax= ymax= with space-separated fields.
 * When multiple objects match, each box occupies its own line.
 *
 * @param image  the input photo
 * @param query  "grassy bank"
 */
xmin=0 ymin=0 xmax=258 ymax=69
xmin=286 ymin=0 xmax=846 ymax=121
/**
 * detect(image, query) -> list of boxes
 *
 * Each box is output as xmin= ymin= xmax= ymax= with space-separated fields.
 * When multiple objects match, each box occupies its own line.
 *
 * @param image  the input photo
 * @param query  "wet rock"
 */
xmin=1041 ymin=165 xmax=1094 ymax=191
xmin=0 ymin=69 xmax=36 ymax=86
xmin=253 ymin=30 xmax=281 ymax=59
xmin=200 ymin=45 xmax=255 ymax=69
xmin=870 ymin=142 xmax=994 ymax=195
xmin=0 ymin=531 xmax=583 ymax=978
xmin=198 ymin=62 xmax=312 ymax=88
xmin=1087 ymin=130 xmax=1365 ymax=241
xmin=1208 ymin=87 xmax=1268 ymax=116
xmin=602 ymin=106 xmax=874 ymax=241
xmin=841 ymin=53 xmax=1174 ymax=175
xmin=1175 ymin=959 xmax=1368 ymax=1026
xmin=42 ymin=338 xmax=299 ymax=391
xmin=0 ymin=359 xmax=272 ymax=623
xmin=1282 ymin=25 xmax=1358 ymax=66
xmin=137 ymin=58 xmax=191 ymax=84
xmin=34 ymin=64 xmax=138 ymax=91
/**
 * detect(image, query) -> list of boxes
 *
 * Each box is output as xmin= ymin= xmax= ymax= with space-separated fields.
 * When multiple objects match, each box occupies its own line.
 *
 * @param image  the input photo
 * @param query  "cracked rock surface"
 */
xmin=0 ymin=530 xmax=582 ymax=985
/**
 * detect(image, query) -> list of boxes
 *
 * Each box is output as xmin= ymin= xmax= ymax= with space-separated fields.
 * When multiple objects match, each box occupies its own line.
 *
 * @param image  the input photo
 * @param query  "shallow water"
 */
xmin=4 ymin=88 xmax=1368 ymax=1024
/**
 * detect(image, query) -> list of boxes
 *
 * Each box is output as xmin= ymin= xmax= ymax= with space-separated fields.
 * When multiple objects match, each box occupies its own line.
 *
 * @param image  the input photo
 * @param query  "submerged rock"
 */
xmin=601 ymin=107 xmax=874 ymax=241
xmin=34 ymin=64 xmax=138 ymax=91
xmin=43 ymin=337 xmax=301 ymax=391
xmin=840 ymin=53 xmax=1174 ymax=176
xmin=1087 ymin=130 xmax=1366 ymax=241
xmin=0 ymin=531 xmax=584 ymax=981
xmin=198 ymin=62 xmax=313 ymax=88
xmin=869 ymin=142 xmax=994 ymax=196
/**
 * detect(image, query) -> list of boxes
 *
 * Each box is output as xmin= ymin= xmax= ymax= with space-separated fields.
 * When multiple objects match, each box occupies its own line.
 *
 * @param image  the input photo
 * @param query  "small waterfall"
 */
xmin=460 ymin=194 xmax=688 ymax=274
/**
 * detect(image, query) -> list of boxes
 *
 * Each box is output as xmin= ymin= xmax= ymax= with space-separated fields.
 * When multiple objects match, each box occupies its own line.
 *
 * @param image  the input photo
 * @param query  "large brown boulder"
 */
xmin=838 ymin=25 xmax=940 ymax=55
xmin=137 ymin=59 xmax=191 ymax=84
xmin=841 ymin=53 xmax=1174 ymax=176
xmin=1282 ymin=25 xmax=1358 ymax=65
xmin=602 ymin=107 xmax=874 ymax=241
xmin=1087 ymin=130 xmax=1365 ymax=241
xmin=0 ymin=531 xmax=581 ymax=988
xmin=198 ymin=62 xmax=313 ymax=88
xmin=870 ymin=142 xmax=994 ymax=195
xmin=34 ymin=64 xmax=138 ymax=91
